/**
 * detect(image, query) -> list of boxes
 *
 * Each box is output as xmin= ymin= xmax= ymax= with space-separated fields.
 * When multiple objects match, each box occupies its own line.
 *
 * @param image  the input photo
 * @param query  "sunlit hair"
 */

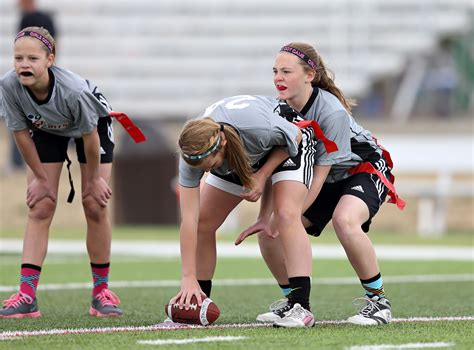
xmin=178 ymin=117 xmax=254 ymax=188
xmin=15 ymin=26 xmax=56 ymax=57
xmin=283 ymin=42 xmax=356 ymax=113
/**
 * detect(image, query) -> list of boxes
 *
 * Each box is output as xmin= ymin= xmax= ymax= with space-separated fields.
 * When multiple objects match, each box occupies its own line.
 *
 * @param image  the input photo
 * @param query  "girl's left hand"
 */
xmin=235 ymin=217 xmax=277 ymax=245
xmin=82 ymin=177 xmax=112 ymax=207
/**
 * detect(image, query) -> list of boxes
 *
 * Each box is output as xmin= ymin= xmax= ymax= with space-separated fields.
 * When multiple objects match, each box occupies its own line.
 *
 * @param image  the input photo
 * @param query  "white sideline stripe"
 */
xmin=0 ymin=274 xmax=472 ymax=292
xmin=346 ymin=342 xmax=455 ymax=349
xmin=137 ymin=336 xmax=247 ymax=345
xmin=0 ymin=318 xmax=472 ymax=341
xmin=0 ymin=256 xmax=157 ymax=266
xmin=0 ymin=239 xmax=472 ymax=261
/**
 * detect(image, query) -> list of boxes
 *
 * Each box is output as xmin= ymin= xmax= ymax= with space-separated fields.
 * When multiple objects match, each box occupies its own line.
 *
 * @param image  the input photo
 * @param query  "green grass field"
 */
xmin=0 ymin=226 xmax=473 ymax=349
xmin=2 ymin=225 xmax=473 ymax=245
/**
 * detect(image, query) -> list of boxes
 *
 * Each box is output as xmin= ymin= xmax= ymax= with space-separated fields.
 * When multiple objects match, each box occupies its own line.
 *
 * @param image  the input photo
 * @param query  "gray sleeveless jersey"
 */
xmin=301 ymin=88 xmax=382 ymax=183
xmin=179 ymin=95 xmax=300 ymax=188
xmin=0 ymin=66 xmax=111 ymax=138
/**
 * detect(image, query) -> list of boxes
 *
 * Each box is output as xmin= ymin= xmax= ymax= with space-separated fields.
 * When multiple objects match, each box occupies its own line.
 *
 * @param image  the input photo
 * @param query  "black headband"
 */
xmin=15 ymin=31 xmax=54 ymax=53
xmin=280 ymin=45 xmax=316 ymax=69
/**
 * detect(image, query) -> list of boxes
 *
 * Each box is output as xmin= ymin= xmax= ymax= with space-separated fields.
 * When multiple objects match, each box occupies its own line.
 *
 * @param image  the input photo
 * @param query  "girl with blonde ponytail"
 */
xmin=173 ymin=95 xmax=318 ymax=328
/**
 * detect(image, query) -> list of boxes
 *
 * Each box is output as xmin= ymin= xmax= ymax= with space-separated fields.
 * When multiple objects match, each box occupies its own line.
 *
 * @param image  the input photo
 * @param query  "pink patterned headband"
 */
xmin=280 ymin=45 xmax=316 ymax=70
xmin=15 ymin=31 xmax=54 ymax=53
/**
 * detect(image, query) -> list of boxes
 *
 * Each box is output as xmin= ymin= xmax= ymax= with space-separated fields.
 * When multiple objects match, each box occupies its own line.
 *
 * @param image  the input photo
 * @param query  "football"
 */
xmin=164 ymin=295 xmax=220 ymax=325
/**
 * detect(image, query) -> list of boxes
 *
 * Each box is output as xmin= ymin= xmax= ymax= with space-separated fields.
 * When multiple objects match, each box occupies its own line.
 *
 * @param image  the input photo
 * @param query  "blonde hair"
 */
xmin=283 ymin=42 xmax=356 ymax=113
xmin=178 ymin=118 xmax=254 ymax=187
xmin=16 ymin=26 xmax=56 ymax=56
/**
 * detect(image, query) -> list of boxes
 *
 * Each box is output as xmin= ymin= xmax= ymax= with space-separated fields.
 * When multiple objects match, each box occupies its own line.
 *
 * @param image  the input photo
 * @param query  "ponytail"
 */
xmin=221 ymin=124 xmax=253 ymax=188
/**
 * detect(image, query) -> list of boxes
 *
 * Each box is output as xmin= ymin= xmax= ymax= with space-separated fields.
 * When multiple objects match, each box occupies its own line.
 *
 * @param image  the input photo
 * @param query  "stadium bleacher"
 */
xmin=1 ymin=0 xmax=472 ymax=118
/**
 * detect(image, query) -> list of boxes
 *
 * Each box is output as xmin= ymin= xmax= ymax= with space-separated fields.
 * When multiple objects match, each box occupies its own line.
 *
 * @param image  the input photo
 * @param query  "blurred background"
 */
xmin=0 ymin=0 xmax=473 ymax=238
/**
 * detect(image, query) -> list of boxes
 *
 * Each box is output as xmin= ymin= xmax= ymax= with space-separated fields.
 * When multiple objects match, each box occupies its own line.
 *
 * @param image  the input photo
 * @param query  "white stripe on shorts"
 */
xmin=271 ymin=127 xmax=315 ymax=187
xmin=372 ymin=157 xmax=389 ymax=201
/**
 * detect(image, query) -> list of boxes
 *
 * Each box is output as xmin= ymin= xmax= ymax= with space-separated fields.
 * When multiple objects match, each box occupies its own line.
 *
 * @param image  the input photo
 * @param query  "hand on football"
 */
xmin=171 ymin=278 xmax=207 ymax=310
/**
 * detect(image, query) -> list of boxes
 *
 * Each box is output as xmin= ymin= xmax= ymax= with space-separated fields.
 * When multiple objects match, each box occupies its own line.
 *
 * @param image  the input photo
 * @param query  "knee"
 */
xmin=198 ymin=210 xmax=226 ymax=235
xmin=274 ymin=207 xmax=299 ymax=230
xmin=82 ymin=196 xmax=106 ymax=223
xmin=332 ymin=211 xmax=358 ymax=240
xmin=197 ymin=212 xmax=219 ymax=237
xmin=28 ymin=198 xmax=56 ymax=221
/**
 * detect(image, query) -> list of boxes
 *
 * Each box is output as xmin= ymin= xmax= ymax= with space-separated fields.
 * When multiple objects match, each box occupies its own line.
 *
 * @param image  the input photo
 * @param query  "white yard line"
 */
xmin=137 ymin=336 xmax=248 ymax=345
xmin=0 ymin=274 xmax=472 ymax=292
xmin=346 ymin=342 xmax=455 ymax=349
xmin=0 ymin=239 xmax=472 ymax=261
xmin=0 ymin=318 xmax=472 ymax=341
xmin=0 ymin=256 xmax=157 ymax=266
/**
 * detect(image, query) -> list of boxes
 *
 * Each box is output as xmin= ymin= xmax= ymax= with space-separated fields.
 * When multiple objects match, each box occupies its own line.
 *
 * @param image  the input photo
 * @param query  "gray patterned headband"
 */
xmin=181 ymin=125 xmax=224 ymax=161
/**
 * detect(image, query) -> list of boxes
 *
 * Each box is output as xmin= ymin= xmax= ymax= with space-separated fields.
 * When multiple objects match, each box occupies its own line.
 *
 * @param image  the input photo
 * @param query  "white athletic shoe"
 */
xmin=347 ymin=296 xmax=392 ymax=325
xmin=273 ymin=303 xmax=315 ymax=328
xmin=256 ymin=297 xmax=290 ymax=323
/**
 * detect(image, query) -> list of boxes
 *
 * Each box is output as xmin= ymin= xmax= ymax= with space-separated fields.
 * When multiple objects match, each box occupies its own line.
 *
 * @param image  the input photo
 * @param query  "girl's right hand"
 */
xmin=170 ymin=277 xmax=206 ymax=310
xmin=26 ymin=178 xmax=56 ymax=208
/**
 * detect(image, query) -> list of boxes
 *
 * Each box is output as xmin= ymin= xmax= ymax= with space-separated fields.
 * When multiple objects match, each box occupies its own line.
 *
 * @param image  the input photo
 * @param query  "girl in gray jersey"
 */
xmin=237 ymin=43 xmax=404 ymax=326
xmin=0 ymin=27 xmax=122 ymax=318
xmin=172 ymin=95 xmax=316 ymax=328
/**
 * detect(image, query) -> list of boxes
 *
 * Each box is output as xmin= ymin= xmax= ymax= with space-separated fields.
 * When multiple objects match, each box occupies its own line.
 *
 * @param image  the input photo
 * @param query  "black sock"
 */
xmin=198 ymin=280 xmax=212 ymax=298
xmin=21 ymin=263 xmax=42 ymax=272
xmin=288 ymin=276 xmax=311 ymax=311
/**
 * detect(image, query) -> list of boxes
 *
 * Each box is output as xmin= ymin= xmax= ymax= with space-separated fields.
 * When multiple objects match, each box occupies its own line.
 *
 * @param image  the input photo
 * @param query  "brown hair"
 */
xmin=284 ymin=42 xmax=356 ymax=113
xmin=16 ymin=26 xmax=56 ymax=56
xmin=178 ymin=118 xmax=254 ymax=188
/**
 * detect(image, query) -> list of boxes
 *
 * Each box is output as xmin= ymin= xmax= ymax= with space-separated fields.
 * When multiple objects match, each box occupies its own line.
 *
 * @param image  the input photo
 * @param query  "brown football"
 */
xmin=164 ymin=295 xmax=220 ymax=325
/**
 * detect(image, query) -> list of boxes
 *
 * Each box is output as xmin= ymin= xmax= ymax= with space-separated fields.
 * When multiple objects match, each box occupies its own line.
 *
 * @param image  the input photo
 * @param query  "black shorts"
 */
xmin=30 ymin=117 xmax=114 ymax=164
xmin=303 ymin=160 xmax=391 ymax=236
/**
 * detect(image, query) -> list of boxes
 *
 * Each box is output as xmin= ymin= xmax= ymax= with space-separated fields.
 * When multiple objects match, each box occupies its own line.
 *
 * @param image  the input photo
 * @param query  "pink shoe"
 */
xmin=0 ymin=291 xmax=41 ymax=318
xmin=89 ymin=289 xmax=123 ymax=317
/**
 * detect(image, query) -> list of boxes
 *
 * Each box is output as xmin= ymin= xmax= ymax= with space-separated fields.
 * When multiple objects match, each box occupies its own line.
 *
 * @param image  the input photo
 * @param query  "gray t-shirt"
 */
xmin=300 ymin=88 xmax=382 ymax=182
xmin=179 ymin=95 xmax=300 ymax=188
xmin=1 ymin=66 xmax=111 ymax=138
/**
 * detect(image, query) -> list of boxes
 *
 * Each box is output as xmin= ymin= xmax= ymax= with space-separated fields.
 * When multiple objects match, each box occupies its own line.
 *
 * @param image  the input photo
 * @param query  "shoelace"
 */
xmin=274 ymin=304 xmax=292 ymax=317
xmin=353 ymin=297 xmax=381 ymax=317
xmin=2 ymin=292 xmax=33 ymax=309
xmin=269 ymin=298 xmax=289 ymax=311
xmin=96 ymin=289 xmax=121 ymax=307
